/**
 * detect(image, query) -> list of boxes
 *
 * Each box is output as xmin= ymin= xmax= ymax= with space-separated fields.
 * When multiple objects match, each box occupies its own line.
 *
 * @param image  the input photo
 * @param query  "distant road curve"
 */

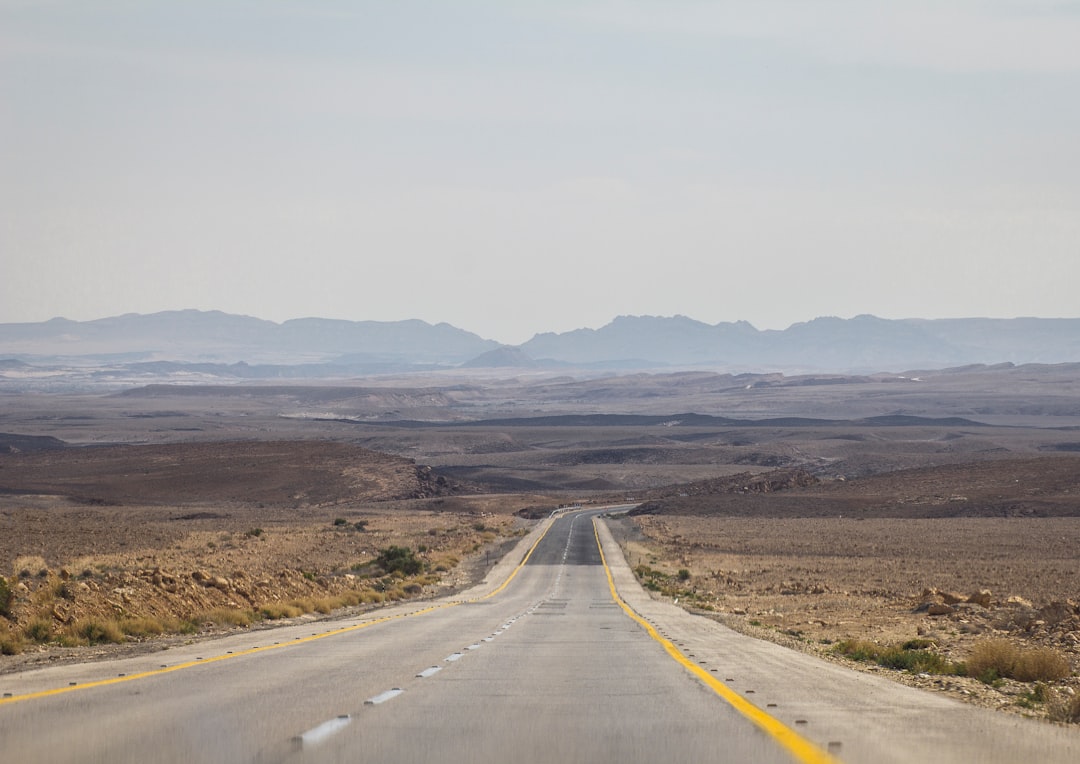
xmin=1 ymin=507 xmax=1077 ymax=763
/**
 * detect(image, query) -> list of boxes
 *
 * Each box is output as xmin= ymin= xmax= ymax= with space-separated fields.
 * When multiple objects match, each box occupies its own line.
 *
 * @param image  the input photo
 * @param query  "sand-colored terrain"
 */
xmin=606 ymin=456 xmax=1080 ymax=722
xmin=0 ymin=440 xmax=549 ymax=671
xmin=3 ymin=365 xmax=1080 ymax=722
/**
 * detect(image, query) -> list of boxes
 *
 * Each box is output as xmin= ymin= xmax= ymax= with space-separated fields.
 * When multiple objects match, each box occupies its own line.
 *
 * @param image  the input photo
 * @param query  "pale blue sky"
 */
xmin=3 ymin=1 xmax=1079 ymax=344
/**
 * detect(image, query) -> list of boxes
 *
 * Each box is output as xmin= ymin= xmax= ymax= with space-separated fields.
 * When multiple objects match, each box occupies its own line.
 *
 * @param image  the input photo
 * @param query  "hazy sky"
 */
xmin=3 ymin=1 xmax=1079 ymax=344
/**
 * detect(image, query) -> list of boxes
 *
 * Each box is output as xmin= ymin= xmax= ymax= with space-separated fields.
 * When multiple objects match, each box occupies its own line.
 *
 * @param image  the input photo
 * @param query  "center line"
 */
xmin=295 ymin=715 xmax=351 ymax=748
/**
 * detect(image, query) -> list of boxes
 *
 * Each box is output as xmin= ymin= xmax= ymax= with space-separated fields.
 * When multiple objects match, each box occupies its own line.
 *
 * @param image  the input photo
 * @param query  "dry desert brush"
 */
xmin=0 ymin=575 xmax=13 ymax=619
xmin=966 ymin=639 xmax=1072 ymax=684
xmin=833 ymin=639 xmax=962 ymax=675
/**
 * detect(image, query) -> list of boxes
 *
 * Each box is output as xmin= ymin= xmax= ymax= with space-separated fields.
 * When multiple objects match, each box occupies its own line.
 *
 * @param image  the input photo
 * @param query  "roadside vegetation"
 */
xmin=0 ymin=516 xmax=516 ymax=656
xmin=832 ymin=638 xmax=963 ymax=676
xmin=827 ymin=637 xmax=1078 ymax=721
xmin=0 ymin=548 xmax=438 ymax=652
xmin=632 ymin=564 xmax=714 ymax=610
xmin=831 ymin=637 xmax=1073 ymax=685
xmin=965 ymin=639 xmax=1072 ymax=684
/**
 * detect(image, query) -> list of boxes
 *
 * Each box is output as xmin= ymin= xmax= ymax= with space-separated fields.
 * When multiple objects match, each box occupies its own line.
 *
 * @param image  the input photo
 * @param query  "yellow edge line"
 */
xmin=592 ymin=518 xmax=841 ymax=764
xmin=0 ymin=515 xmax=559 ymax=707
xmin=474 ymin=510 xmax=552 ymax=600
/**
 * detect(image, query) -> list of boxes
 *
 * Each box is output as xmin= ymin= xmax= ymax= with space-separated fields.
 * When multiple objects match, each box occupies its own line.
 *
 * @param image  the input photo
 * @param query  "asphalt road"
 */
xmin=2 ymin=508 xmax=1078 ymax=763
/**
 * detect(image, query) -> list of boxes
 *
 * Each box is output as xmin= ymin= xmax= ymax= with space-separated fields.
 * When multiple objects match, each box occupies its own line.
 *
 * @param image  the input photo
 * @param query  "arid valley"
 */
xmin=3 ymin=362 xmax=1080 ymax=726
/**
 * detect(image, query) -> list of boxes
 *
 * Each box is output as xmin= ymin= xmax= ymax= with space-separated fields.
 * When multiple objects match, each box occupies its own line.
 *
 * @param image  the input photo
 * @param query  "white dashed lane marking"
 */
xmin=294 ymin=715 xmax=351 ymax=748
xmin=364 ymin=688 xmax=404 ymax=706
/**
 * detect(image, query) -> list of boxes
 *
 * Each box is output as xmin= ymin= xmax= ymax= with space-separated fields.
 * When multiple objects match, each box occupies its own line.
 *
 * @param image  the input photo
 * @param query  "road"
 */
xmin=1 ymin=508 xmax=1078 ymax=763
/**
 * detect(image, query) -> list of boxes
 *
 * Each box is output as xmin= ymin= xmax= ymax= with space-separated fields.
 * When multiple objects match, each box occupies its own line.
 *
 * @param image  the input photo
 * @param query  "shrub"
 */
xmin=260 ymin=603 xmax=304 ymax=620
xmin=1014 ymin=647 xmax=1072 ymax=682
xmin=0 ymin=628 xmax=23 ymax=655
xmin=833 ymin=640 xmax=880 ymax=662
xmin=336 ymin=592 xmax=362 ymax=609
xmin=333 ymin=517 xmax=348 ymax=527
xmin=966 ymin=639 xmax=1018 ymax=682
xmin=354 ymin=521 xmax=369 ymax=532
xmin=834 ymin=639 xmax=961 ymax=675
xmin=24 ymin=618 xmax=54 ymax=643
xmin=677 ymin=569 xmax=691 ymax=582
xmin=72 ymin=618 xmax=125 ymax=645
xmin=1017 ymin=683 xmax=1051 ymax=709
xmin=0 ymin=576 xmax=13 ymax=618
xmin=967 ymin=639 xmax=1071 ymax=683
xmin=245 ymin=528 xmax=264 ymax=538
xmin=120 ymin=617 xmax=165 ymax=638
xmin=376 ymin=546 xmax=423 ymax=576
xmin=173 ymin=618 xmax=200 ymax=634
xmin=877 ymin=647 xmax=954 ymax=674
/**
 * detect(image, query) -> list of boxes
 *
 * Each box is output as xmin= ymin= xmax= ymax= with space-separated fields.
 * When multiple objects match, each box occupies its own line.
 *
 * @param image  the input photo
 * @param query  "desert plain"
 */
xmin=2 ymin=363 xmax=1080 ymax=722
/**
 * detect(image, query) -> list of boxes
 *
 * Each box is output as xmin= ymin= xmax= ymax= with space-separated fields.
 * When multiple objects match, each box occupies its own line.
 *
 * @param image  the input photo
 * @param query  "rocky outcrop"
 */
xmin=914 ymin=588 xmax=1080 ymax=645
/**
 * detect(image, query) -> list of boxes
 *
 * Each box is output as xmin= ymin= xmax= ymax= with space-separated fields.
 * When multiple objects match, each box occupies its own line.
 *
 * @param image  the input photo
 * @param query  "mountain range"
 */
xmin=1 ymin=310 xmax=1079 ymax=376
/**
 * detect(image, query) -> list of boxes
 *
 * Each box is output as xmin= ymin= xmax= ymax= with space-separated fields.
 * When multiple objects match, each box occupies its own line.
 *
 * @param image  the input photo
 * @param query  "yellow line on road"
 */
xmin=0 ymin=515 xmax=560 ymax=707
xmin=474 ymin=512 xmax=553 ymax=600
xmin=0 ymin=602 xmax=447 ymax=707
xmin=592 ymin=519 xmax=842 ymax=764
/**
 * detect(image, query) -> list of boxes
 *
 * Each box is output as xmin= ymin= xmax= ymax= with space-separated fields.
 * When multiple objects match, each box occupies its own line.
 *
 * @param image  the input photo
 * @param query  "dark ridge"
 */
xmin=336 ymin=413 xmax=991 ymax=429
xmin=0 ymin=433 xmax=69 ymax=453
xmin=114 ymin=384 xmax=452 ymax=402
xmin=859 ymin=415 xmax=985 ymax=427
xmin=115 ymin=384 xmax=368 ymax=398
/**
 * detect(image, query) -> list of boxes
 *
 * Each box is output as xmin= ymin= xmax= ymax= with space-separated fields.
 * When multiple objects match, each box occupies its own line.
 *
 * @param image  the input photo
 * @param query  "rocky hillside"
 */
xmin=0 ymin=440 xmax=463 ymax=508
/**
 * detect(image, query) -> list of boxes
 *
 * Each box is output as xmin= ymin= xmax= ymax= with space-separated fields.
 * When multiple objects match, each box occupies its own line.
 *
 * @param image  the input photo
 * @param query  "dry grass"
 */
xmin=119 ymin=616 xmax=166 ymax=638
xmin=0 ymin=624 xmax=23 ymax=655
xmin=0 ymin=576 xmax=13 ymax=619
xmin=24 ymin=617 xmax=54 ymax=643
xmin=833 ymin=639 xmax=960 ymax=675
xmin=10 ymin=556 xmax=48 ymax=579
xmin=259 ymin=602 xmax=305 ymax=620
xmin=199 ymin=608 xmax=255 ymax=628
xmin=966 ymin=640 xmax=1018 ymax=682
xmin=1014 ymin=647 xmax=1073 ymax=683
xmin=65 ymin=618 xmax=125 ymax=646
xmin=967 ymin=639 xmax=1072 ymax=683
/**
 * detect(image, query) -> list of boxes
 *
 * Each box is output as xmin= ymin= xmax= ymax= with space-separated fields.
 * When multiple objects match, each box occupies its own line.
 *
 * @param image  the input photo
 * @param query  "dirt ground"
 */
xmin=0 ymin=494 xmax=539 ymax=673
xmin=0 ymin=440 xmax=557 ymax=672
xmin=603 ymin=455 xmax=1080 ymax=722
xmin=3 ymin=366 xmax=1080 ymax=723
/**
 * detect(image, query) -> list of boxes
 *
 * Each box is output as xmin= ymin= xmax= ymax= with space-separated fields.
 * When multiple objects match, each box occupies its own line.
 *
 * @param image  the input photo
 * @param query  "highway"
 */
xmin=1 ymin=508 xmax=1078 ymax=763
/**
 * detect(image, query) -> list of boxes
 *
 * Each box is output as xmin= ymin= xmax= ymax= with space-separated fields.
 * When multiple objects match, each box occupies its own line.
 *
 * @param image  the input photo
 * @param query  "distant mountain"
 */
xmin=522 ymin=314 xmax=1080 ymax=371
xmin=522 ymin=315 xmax=760 ymax=365
xmin=0 ymin=310 xmax=498 ymax=366
xmin=1 ymin=311 xmax=1078 ymax=376
xmin=461 ymin=346 xmax=546 ymax=369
